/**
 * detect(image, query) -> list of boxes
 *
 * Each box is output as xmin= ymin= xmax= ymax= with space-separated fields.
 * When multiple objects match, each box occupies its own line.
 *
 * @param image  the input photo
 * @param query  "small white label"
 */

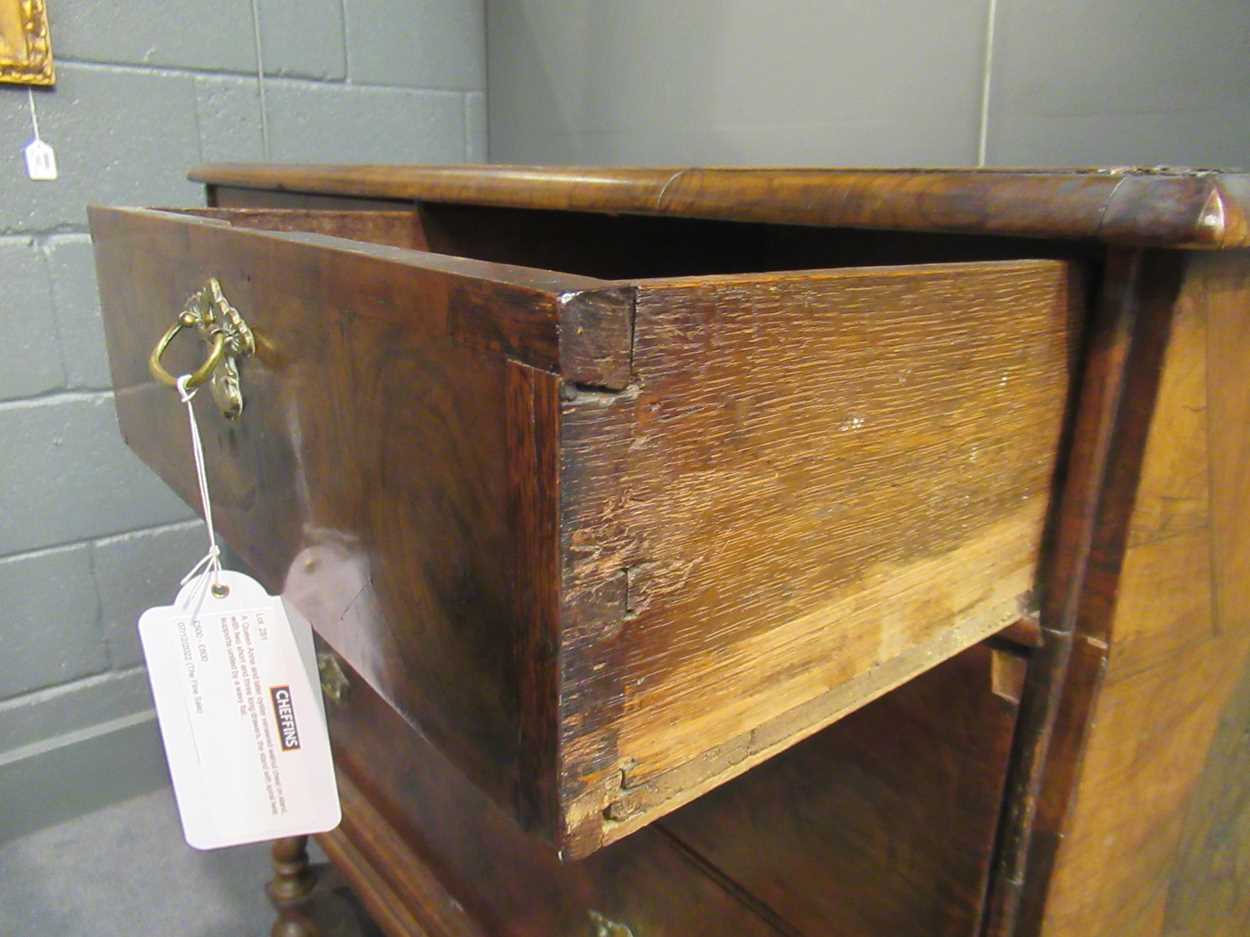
xmin=24 ymin=139 xmax=57 ymax=180
xmin=139 ymin=570 xmax=341 ymax=849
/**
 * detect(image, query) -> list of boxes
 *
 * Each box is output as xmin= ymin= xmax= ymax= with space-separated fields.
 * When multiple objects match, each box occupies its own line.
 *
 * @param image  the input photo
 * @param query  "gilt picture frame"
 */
xmin=0 ymin=0 xmax=53 ymax=86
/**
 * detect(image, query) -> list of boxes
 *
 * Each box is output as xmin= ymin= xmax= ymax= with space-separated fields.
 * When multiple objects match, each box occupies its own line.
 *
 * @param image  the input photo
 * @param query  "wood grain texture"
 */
xmin=1161 ymin=641 xmax=1250 ymax=936
xmin=88 ymin=205 xmax=633 ymax=381
xmin=96 ymin=170 xmax=1250 ymax=929
xmin=208 ymin=185 xmax=411 ymax=212
xmin=998 ymin=615 xmax=1045 ymax=650
xmin=661 ymin=642 xmax=1022 ymax=937
xmin=86 ymin=205 xmax=623 ymax=831
xmin=172 ymin=207 xmax=428 ymax=250
xmin=557 ymin=259 xmax=1082 ymax=854
xmin=320 ymin=646 xmax=786 ymax=937
xmin=506 ymin=362 xmax=562 ymax=833
xmin=982 ymin=249 xmax=1181 ymax=935
xmin=191 ymin=165 xmax=1250 ymax=249
xmin=323 ymin=777 xmax=487 ymax=937
xmin=1012 ymin=253 xmax=1250 ymax=937
xmin=177 ymin=205 xmax=640 ymax=389
xmin=91 ymin=202 xmax=1086 ymax=858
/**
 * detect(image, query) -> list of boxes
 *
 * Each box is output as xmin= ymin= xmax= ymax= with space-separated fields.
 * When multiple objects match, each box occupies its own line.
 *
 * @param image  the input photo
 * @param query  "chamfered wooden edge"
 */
xmin=189 ymin=165 xmax=1250 ymax=250
xmin=506 ymin=361 xmax=563 ymax=836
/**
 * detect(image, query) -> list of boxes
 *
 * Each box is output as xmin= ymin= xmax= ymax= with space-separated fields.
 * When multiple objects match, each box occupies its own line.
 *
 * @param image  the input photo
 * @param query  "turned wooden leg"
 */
xmin=265 ymin=836 xmax=382 ymax=937
xmin=268 ymin=836 xmax=320 ymax=937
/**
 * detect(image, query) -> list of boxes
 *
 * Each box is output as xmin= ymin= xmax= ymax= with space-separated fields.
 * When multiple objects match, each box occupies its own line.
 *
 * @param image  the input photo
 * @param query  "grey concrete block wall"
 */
xmin=50 ymin=0 xmax=259 ymax=73
xmin=0 ymin=66 xmax=203 ymax=233
xmin=93 ymin=524 xmax=210 ymax=671
xmin=984 ymin=0 xmax=1250 ymax=167
xmin=488 ymin=0 xmax=987 ymax=166
xmin=1 ymin=1 xmax=486 ymax=838
xmin=1 ymin=395 xmax=195 ymax=556
xmin=0 ymin=546 xmax=103 ymax=699
xmin=259 ymin=0 xmax=347 ymax=80
xmin=194 ymin=77 xmax=267 ymax=163
xmin=46 ymin=237 xmax=110 ymax=389
xmin=1 ymin=670 xmax=152 ymax=753
xmin=264 ymin=80 xmax=467 ymax=163
xmin=1 ymin=240 xmax=61 ymax=399
xmin=344 ymin=0 xmax=486 ymax=89
xmin=466 ymin=91 xmax=487 ymax=162
xmin=487 ymin=0 xmax=1249 ymax=170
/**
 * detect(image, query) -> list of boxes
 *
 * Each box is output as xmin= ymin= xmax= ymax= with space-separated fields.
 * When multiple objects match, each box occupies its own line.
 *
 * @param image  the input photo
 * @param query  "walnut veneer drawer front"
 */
xmin=89 ymin=204 xmax=1079 ymax=857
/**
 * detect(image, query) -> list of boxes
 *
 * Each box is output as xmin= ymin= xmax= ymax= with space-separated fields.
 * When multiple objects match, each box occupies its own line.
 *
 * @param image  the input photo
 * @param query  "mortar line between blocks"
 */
xmin=0 ymin=519 xmax=205 ymax=566
xmin=58 ymin=57 xmax=475 ymax=94
xmin=0 ymin=388 xmax=113 ymax=411
xmin=0 ymin=666 xmax=149 ymax=716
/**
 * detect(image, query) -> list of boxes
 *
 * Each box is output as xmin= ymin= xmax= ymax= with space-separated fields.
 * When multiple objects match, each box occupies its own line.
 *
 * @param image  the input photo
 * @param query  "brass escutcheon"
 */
xmin=149 ymin=277 xmax=254 ymax=419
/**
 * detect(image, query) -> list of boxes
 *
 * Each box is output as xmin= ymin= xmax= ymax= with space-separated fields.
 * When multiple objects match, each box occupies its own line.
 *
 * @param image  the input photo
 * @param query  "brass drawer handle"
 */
xmin=149 ymin=277 xmax=255 ymax=420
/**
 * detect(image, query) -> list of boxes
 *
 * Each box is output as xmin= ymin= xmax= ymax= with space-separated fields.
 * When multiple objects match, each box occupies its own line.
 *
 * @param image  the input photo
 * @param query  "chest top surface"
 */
xmin=190 ymin=164 xmax=1250 ymax=250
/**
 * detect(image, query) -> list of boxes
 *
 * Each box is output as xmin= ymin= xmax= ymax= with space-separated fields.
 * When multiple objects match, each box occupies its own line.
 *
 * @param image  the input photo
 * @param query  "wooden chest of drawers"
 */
xmin=90 ymin=166 xmax=1250 ymax=936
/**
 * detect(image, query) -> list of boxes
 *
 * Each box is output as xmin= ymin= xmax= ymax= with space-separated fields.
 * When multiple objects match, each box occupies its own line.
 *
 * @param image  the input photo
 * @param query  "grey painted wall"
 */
xmin=487 ymin=0 xmax=1249 ymax=169
xmin=1 ymin=0 xmax=485 ymax=841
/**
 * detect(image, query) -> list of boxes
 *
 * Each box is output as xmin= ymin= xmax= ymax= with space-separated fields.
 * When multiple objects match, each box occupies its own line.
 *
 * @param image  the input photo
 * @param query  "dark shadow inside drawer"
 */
xmin=174 ymin=203 xmax=1097 ymax=281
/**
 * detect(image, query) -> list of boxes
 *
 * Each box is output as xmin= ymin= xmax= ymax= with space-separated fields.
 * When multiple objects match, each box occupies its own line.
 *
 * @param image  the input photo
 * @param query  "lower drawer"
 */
xmin=319 ymin=638 xmax=1026 ymax=937
xmin=318 ymin=641 xmax=786 ymax=937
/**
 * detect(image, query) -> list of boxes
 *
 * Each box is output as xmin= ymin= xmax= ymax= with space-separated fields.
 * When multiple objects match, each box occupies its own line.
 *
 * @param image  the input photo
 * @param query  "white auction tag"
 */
xmin=139 ymin=569 xmax=341 ymax=849
xmin=24 ymin=139 xmax=57 ymax=180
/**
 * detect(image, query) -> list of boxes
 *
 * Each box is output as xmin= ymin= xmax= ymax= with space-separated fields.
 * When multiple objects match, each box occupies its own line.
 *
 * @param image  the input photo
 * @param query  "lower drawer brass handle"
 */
xmin=148 ymin=277 xmax=254 ymax=420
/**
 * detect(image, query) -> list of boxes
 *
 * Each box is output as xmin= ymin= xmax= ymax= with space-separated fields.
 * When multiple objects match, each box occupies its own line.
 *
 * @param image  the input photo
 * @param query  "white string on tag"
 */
xmin=176 ymin=375 xmax=226 ymax=600
xmin=27 ymin=88 xmax=40 ymax=138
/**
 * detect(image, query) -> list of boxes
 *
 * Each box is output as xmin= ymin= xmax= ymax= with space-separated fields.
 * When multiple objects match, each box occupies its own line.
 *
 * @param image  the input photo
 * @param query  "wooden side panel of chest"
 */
xmin=1013 ymin=252 xmax=1250 ymax=936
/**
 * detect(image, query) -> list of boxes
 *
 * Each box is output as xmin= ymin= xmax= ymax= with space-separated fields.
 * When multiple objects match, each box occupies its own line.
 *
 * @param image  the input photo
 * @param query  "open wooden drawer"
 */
xmin=89 ymin=204 xmax=1080 ymax=858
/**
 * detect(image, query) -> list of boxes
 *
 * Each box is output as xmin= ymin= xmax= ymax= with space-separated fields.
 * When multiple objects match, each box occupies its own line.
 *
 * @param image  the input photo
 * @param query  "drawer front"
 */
xmin=660 ymin=641 xmax=1028 ymax=937
xmin=87 ymin=206 xmax=625 ymax=836
xmin=317 ymin=643 xmax=786 ymax=937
